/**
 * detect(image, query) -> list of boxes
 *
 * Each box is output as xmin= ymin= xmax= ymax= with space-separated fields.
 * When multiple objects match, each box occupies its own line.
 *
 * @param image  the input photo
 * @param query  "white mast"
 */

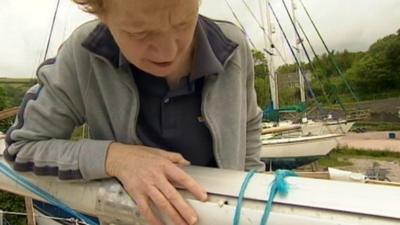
xmin=263 ymin=0 xmax=279 ymax=110
xmin=292 ymin=0 xmax=306 ymax=103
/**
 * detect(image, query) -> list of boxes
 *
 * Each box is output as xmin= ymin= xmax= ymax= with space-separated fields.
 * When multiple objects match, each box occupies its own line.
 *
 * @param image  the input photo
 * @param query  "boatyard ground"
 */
xmin=303 ymin=131 xmax=400 ymax=182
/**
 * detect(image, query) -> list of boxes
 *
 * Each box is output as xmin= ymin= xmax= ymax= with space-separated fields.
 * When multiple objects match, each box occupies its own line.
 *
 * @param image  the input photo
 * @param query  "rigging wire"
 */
xmin=298 ymin=0 xmax=359 ymax=104
xmin=223 ymin=0 xmax=258 ymax=49
xmin=281 ymin=0 xmax=333 ymax=109
xmin=43 ymin=0 xmax=61 ymax=62
xmin=268 ymin=1 xmax=325 ymax=114
xmin=295 ymin=15 xmax=347 ymax=113
xmin=282 ymin=0 xmax=313 ymax=74
xmin=30 ymin=0 xmax=61 ymax=79
xmin=239 ymin=0 xmax=288 ymax=64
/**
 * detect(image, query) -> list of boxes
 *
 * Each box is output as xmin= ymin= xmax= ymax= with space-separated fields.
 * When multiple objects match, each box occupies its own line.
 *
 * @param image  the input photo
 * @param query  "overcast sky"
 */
xmin=1 ymin=0 xmax=399 ymax=78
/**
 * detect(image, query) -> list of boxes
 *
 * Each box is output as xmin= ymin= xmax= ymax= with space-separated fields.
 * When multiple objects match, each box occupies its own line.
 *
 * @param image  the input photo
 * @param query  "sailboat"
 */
xmin=281 ymin=0 xmax=361 ymax=136
xmin=250 ymin=0 xmax=345 ymax=169
xmin=261 ymin=133 xmax=342 ymax=159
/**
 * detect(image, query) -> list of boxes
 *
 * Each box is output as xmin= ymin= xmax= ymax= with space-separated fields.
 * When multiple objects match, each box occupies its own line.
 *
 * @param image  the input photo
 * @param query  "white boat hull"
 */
xmin=261 ymin=134 xmax=342 ymax=158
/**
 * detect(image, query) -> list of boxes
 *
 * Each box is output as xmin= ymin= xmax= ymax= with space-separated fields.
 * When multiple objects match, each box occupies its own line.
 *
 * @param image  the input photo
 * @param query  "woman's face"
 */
xmin=100 ymin=0 xmax=199 ymax=77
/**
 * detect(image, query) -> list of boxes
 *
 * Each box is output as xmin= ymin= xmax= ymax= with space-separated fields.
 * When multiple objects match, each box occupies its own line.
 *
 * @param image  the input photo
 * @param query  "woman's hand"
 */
xmin=105 ymin=143 xmax=208 ymax=225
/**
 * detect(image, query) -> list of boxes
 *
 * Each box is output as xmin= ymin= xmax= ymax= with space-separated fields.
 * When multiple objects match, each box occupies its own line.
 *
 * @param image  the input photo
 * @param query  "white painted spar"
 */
xmin=260 ymin=134 xmax=343 ymax=158
xmin=0 ymin=136 xmax=399 ymax=225
xmin=0 ymin=158 xmax=399 ymax=225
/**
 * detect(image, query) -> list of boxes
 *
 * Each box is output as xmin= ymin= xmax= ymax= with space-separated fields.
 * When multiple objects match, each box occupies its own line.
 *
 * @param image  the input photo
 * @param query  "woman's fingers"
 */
xmin=134 ymin=194 xmax=165 ymax=225
xmin=109 ymin=144 xmax=206 ymax=225
xmin=166 ymin=165 xmax=208 ymax=202
xmin=147 ymin=186 xmax=191 ymax=225
xmin=157 ymin=177 xmax=199 ymax=225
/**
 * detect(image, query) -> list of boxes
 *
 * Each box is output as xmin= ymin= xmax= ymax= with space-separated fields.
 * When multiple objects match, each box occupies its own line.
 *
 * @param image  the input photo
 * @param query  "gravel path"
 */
xmin=338 ymin=131 xmax=400 ymax=152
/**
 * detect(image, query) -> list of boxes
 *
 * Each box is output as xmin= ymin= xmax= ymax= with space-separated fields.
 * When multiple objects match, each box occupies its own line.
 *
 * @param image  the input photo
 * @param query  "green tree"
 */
xmin=252 ymin=49 xmax=271 ymax=109
xmin=0 ymin=86 xmax=7 ymax=110
xmin=276 ymin=63 xmax=297 ymax=74
xmin=0 ymin=191 xmax=26 ymax=225
xmin=254 ymin=77 xmax=270 ymax=109
xmin=251 ymin=49 xmax=269 ymax=79
xmin=346 ymin=33 xmax=400 ymax=95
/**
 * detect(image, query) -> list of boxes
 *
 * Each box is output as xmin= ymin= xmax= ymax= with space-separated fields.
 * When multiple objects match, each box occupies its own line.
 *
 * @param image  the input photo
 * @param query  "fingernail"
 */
xmin=202 ymin=192 xmax=208 ymax=201
xmin=190 ymin=216 xmax=198 ymax=224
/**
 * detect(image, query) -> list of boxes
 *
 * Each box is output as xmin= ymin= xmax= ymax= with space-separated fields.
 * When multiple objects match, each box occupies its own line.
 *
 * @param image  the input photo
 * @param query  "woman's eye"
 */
xmin=127 ymin=31 xmax=148 ymax=39
xmin=176 ymin=22 xmax=189 ymax=29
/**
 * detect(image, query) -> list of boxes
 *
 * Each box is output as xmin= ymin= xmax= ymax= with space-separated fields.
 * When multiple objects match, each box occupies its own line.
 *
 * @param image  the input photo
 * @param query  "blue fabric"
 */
xmin=0 ymin=162 xmax=98 ymax=225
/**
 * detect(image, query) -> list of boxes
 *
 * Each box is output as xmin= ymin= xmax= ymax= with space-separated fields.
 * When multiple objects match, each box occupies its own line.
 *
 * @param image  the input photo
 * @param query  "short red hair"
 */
xmin=72 ymin=0 xmax=104 ymax=15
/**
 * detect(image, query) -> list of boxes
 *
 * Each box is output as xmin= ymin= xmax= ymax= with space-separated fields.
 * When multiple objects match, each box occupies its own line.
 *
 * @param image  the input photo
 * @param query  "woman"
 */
xmin=5 ymin=0 xmax=264 ymax=224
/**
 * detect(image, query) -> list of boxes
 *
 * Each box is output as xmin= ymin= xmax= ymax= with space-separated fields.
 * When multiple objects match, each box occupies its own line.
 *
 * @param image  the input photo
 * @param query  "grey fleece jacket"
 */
xmin=4 ymin=16 xmax=265 ymax=181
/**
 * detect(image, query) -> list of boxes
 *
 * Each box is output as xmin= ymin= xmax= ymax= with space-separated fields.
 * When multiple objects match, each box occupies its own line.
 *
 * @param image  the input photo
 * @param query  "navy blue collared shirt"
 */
xmin=126 ymin=16 xmax=231 ymax=167
xmin=132 ymin=64 xmax=216 ymax=167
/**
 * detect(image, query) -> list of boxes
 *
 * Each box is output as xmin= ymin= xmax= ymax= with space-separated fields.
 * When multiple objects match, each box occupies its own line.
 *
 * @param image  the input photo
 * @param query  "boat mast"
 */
xmin=264 ymin=0 xmax=279 ymax=110
xmin=291 ymin=0 xmax=306 ymax=103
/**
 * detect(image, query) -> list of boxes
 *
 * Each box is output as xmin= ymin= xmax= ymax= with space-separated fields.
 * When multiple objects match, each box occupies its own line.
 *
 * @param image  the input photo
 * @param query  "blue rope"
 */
xmin=260 ymin=170 xmax=297 ymax=225
xmin=233 ymin=169 xmax=296 ymax=225
xmin=233 ymin=169 xmax=256 ymax=225
xmin=0 ymin=162 xmax=98 ymax=225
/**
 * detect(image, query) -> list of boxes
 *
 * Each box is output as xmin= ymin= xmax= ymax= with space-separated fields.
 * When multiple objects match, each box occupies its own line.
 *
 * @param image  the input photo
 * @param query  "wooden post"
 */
xmin=0 ymin=107 xmax=19 ymax=121
xmin=24 ymin=197 xmax=36 ymax=225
